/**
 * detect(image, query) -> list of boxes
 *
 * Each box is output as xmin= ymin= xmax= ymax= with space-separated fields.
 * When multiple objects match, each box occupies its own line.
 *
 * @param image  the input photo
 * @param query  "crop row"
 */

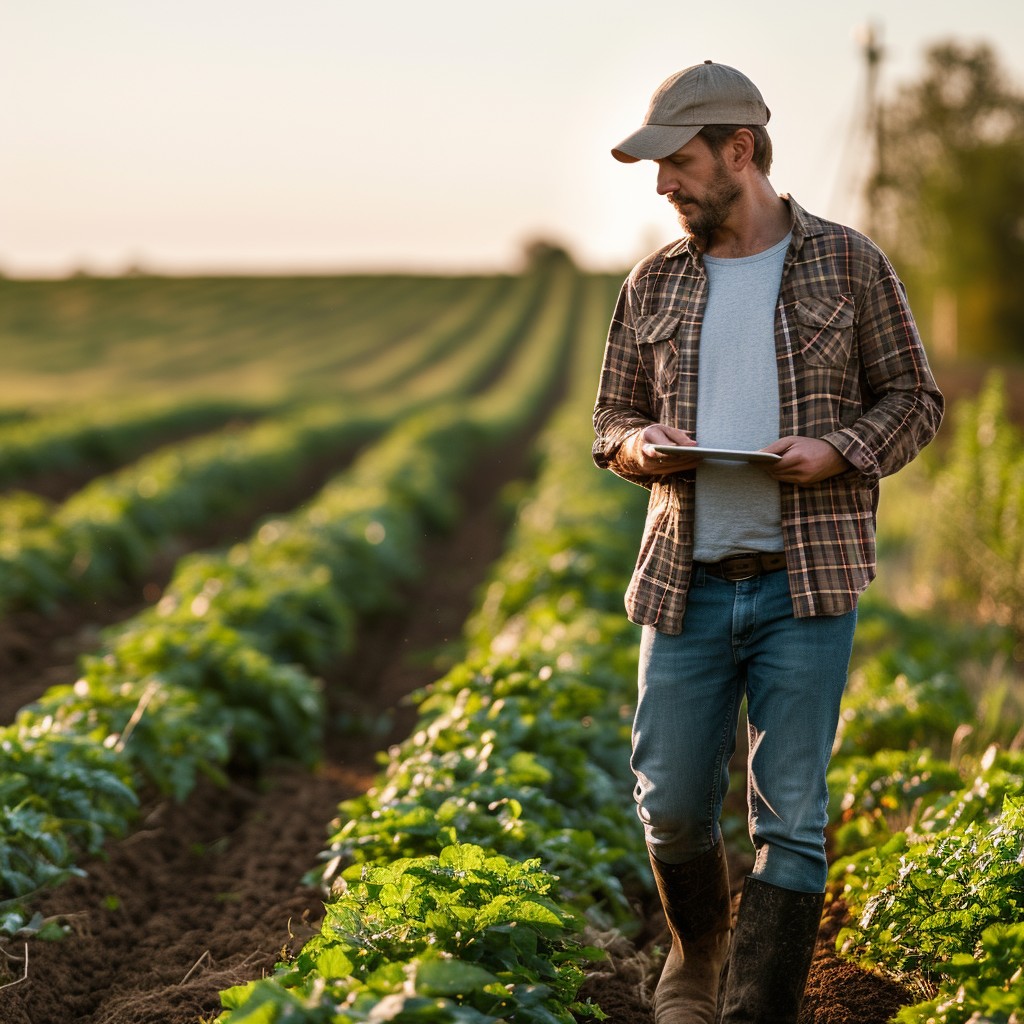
xmin=349 ymin=256 xmax=581 ymax=409
xmin=0 ymin=395 xmax=267 ymax=489
xmin=827 ymin=592 xmax=1024 ymax=1021
xmin=0 ymin=274 xmax=452 ymax=407
xmin=0 ymin=266 xmax=587 ymax=935
xmin=0 ymin=407 xmax=478 ymax=925
xmin=0 ymin=269 xmax=557 ymax=409
xmin=0 ymin=263 xmax=587 ymax=626
xmin=338 ymin=272 xmax=536 ymax=398
xmin=0 ymin=402 xmax=385 ymax=618
xmin=0 ymin=275 xmax=465 ymax=379
xmin=212 ymin=276 xmax=651 ymax=1022
xmin=823 ymin=380 xmax=1024 ymax=1022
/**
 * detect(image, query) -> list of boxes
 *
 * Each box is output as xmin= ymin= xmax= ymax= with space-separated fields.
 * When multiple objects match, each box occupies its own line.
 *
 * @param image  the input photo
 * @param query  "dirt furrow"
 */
xmin=0 ymin=425 xmax=538 ymax=1024
xmin=0 ymin=442 xmax=369 ymax=726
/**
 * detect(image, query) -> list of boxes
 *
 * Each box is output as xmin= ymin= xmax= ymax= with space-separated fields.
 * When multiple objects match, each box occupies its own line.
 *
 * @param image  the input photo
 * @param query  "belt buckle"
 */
xmin=720 ymin=553 xmax=759 ymax=581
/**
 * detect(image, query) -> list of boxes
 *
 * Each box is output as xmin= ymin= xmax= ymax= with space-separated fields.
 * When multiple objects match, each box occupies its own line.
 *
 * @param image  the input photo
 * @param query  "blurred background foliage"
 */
xmin=867 ymin=41 xmax=1024 ymax=364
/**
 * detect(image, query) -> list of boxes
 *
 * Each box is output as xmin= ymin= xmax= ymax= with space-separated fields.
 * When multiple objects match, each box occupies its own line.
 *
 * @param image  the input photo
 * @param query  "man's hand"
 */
xmin=763 ymin=436 xmax=850 ymax=485
xmin=620 ymin=424 xmax=702 ymax=476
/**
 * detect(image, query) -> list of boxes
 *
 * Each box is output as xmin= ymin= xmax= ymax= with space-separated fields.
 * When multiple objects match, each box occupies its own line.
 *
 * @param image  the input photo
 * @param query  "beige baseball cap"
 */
xmin=612 ymin=60 xmax=770 ymax=163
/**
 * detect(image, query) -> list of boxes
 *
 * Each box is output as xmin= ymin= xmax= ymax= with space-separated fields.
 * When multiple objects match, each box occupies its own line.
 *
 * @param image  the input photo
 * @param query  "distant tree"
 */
xmin=869 ymin=42 xmax=1024 ymax=360
xmin=521 ymin=238 xmax=576 ymax=272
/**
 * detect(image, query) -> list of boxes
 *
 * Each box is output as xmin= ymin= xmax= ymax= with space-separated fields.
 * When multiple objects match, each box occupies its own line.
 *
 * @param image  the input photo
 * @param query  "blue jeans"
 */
xmin=631 ymin=566 xmax=856 ymax=893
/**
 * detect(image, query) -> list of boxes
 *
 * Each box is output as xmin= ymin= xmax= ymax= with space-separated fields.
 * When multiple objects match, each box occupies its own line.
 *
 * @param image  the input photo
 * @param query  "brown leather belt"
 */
xmin=697 ymin=551 xmax=787 ymax=581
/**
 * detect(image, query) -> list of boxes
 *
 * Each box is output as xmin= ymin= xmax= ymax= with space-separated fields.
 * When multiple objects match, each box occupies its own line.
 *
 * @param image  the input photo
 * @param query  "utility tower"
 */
xmin=858 ymin=22 xmax=885 ymax=238
xmin=832 ymin=23 xmax=885 ymax=234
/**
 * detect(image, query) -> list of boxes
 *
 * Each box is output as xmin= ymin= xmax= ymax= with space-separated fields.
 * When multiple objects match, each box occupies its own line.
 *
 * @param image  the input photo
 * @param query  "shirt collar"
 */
xmin=661 ymin=194 xmax=821 ymax=260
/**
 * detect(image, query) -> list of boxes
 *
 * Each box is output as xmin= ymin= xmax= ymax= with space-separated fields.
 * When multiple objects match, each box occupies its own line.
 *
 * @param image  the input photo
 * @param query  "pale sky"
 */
xmin=3 ymin=0 xmax=1022 ymax=276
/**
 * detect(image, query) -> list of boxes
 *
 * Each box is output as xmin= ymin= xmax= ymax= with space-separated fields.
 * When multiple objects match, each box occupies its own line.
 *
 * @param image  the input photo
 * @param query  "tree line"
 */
xmin=868 ymin=41 xmax=1024 ymax=362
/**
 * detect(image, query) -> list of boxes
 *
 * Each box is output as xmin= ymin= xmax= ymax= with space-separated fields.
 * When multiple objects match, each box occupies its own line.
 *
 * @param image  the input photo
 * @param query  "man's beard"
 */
xmin=668 ymin=159 xmax=741 ymax=242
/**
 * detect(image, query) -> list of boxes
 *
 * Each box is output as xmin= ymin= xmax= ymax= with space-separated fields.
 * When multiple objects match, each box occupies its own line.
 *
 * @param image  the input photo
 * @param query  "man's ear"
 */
xmin=725 ymin=128 xmax=755 ymax=171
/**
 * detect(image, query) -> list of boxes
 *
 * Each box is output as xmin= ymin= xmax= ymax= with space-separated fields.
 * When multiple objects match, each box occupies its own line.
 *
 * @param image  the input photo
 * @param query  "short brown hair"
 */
xmin=698 ymin=124 xmax=773 ymax=174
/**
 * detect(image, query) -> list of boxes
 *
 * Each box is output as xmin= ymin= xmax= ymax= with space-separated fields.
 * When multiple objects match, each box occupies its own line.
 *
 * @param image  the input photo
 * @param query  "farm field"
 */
xmin=0 ymin=265 xmax=1021 ymax=1024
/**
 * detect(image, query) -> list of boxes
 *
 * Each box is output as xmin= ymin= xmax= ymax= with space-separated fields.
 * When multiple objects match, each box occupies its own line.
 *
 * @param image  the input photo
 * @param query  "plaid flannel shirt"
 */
xmin=593 ymin=196 xmax=943 ymax=634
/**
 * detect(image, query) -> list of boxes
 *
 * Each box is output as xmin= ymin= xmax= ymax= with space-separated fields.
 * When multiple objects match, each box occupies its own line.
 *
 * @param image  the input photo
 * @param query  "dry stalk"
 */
xmin=0 ymin=944 xmax=28 ymax=991
xmin=114 ymin=680 xmax=160 ymax=752
xmin=179 ymin=949 xmax=212 ymax=985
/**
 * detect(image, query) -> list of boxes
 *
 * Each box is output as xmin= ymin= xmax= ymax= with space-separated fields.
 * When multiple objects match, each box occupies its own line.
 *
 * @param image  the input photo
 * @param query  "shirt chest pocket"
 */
xmin=636 ymin=310 xmax=685 ymax=399
xmin=793 ymin=295 xmax=855 ymax=367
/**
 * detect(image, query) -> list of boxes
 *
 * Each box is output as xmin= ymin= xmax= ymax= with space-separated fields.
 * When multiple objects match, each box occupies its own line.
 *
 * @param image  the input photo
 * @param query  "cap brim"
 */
xmin=611 ymin=123 xmax=703 ymax=163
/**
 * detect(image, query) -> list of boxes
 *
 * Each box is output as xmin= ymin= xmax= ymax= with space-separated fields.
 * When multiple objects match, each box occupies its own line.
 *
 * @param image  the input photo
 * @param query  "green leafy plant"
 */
xmin=894 ymin=922 xmax=1024 ymax=1024
xmin=916 ymin=374 xmax=1024 ymax=638
xmin=0 ymin=726 xmax=137 ymax=900
xmin=838 ymin=796 xmax=1024 ymax=1003
xmin=220 ymin=843 xmax=602 ymax=1024
xmin=827 ymin=749 xmax=963 ymax=856
xmin=834 ymin=659 xmax=974 ymax=759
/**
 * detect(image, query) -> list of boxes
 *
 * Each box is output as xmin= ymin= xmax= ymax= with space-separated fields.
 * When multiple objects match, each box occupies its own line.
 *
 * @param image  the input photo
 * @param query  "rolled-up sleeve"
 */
xmin=593 ymin=276 xmax=658 ymax=482
xmin=823 ymin=253 xmax=943 ymax=481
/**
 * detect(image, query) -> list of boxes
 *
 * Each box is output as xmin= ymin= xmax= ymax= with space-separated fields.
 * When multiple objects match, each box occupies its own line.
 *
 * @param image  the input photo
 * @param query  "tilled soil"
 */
xmin=0 ymin=434 xmax=915 ymax=1024
xmin=0 ymin=440 xmax=373 ymax=727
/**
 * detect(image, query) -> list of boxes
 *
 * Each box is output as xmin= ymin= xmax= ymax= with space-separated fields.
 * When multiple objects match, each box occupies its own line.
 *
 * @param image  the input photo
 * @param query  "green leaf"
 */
xmin=438 ymin=844 xmax=487 ymax=872
xmin=315 ymin=945 xmax=353 ymax=980
xmin=413 ymin=957 xmax=499 ymax=996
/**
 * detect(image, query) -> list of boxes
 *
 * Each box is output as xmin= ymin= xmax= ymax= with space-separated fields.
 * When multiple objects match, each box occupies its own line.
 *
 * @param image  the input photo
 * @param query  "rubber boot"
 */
xmin=717 ymin=876 xmax=824 ymax=1024
xmin=648 ymin=838 xmax=732 ymax=1024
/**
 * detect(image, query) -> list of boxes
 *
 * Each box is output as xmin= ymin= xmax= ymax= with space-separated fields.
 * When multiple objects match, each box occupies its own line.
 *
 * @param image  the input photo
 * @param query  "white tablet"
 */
xmin=651 ymin=445 xmax=782 ymax=464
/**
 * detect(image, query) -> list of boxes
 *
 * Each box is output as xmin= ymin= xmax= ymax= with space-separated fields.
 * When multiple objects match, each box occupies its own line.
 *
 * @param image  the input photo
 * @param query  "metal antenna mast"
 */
xmin=828 ymin=23 xmax=885 ymax=233
xmin=859 ymin=22 xmax=885 ymax=237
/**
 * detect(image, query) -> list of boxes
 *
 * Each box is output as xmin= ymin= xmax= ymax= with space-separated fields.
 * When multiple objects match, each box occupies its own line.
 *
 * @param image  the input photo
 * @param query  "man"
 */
xmin=592 ymin=61 xmax=943 ymax=1024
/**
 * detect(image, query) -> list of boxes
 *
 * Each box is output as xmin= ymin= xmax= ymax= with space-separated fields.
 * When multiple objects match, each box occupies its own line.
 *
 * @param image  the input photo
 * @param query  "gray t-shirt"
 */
xmin=693 ymin=233 xmax=791 ymax=562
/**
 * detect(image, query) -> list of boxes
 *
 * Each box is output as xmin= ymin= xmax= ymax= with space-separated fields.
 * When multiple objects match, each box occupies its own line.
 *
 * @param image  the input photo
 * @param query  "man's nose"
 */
xmin=656 ymin=163 xmax=678 ymax=196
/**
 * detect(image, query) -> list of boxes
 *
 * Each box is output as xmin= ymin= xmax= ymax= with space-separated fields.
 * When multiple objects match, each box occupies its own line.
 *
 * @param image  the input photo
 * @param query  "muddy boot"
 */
xmin=717 ymin=876 xmax=824 ymax=1024
xmin=648 ymin=838 xmax=732 ymax=1024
